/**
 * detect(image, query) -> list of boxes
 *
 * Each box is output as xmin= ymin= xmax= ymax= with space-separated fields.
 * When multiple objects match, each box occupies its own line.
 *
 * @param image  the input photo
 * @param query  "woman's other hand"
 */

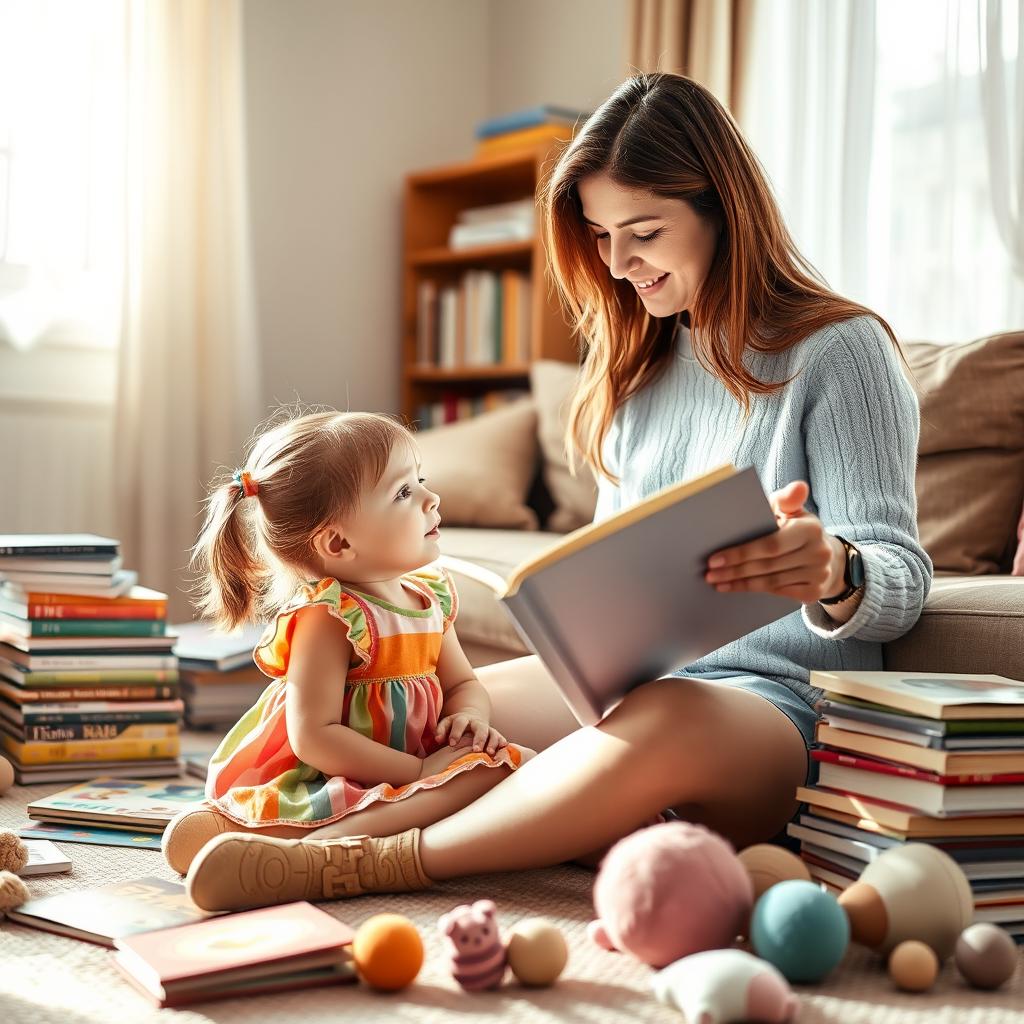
xmin=704 ymin=480 xmax=846 ymax=604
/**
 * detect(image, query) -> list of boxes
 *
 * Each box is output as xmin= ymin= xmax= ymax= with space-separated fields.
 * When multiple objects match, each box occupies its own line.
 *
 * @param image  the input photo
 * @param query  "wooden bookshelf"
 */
xmin=401 ymin=144 xmax=579 ymax=424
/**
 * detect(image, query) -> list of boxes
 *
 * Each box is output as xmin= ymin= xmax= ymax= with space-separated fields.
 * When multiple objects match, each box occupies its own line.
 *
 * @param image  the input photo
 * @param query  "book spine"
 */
xmin=2 ymin=733 xmax=181 ymax=764
xmin=20 ymin=710 xmax=182 ymax=727
xmin=0 ymin=543 xmax=118 ymax=556
xmin=20 ymin=722 xmax=180 ymax=742
xmin=8 ymin=685 xmax=180 ymax=702
xmin=25 ymin=603 xmax=167 ymax=620
xmin=17 ymin=670 xmax=179 ymax=686
xmin=20 ymin=654 xmax=178 ymax=670
xmin=20 ymin=619 xmax=167 ymax=638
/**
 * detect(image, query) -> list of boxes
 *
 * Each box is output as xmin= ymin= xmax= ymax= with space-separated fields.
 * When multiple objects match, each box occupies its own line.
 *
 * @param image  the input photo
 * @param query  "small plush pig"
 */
xmin=438 ymin=899 xmax=507 ymax=991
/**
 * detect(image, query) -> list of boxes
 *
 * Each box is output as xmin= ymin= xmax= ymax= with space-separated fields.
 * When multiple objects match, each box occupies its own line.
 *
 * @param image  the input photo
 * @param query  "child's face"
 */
xmin=336 ymin=442 xmax=441 ymax=580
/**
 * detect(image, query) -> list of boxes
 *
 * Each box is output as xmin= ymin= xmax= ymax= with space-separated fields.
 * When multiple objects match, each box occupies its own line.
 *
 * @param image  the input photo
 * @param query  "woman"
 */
xmin=184 ymin=73 xmax=931 ymax=910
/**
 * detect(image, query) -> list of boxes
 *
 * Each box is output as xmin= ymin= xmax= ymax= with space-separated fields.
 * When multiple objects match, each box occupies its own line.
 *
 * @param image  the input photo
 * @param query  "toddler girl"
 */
xmin=162 ymin=410 xmax=529 ymax=892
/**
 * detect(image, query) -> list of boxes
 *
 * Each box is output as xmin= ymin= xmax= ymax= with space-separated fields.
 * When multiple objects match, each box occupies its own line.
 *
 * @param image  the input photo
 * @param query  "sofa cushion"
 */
xmin=439 ymin=526 xmax=552 ymax=655
xmin=883 ymin=575 xmax=1024 ymax=679
xmin=530 ymin=360 xmax=598 ymax=532
xmin=904 ymin=332 xmax=1024 ymax=574
xmin=414 ymin=399 xmax=540 ymax=530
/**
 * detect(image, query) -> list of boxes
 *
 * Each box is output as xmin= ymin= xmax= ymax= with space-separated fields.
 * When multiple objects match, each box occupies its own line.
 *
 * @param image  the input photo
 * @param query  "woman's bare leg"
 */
xmin=305 ymin=762 xmax=518 ymax=840
xmin=476 ymin=654 xmax=581 ymax=752
xmin=417 ymin=674 xmax=808 ymax=880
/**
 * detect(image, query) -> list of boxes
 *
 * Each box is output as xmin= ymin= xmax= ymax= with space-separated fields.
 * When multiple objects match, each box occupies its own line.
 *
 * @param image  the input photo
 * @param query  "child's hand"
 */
xmin=435 ymin=712 xmax=509 ymax=756
xmin=417 ymin=744 xmax=476 ymax=780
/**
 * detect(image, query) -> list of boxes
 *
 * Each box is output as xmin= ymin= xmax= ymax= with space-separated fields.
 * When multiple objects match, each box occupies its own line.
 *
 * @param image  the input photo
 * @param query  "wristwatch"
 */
xmin=819 ymin=536 xmax=865 ymax=605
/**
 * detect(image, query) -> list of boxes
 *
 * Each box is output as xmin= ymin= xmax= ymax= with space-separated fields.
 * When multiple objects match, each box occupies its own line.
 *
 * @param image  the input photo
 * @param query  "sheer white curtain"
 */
xmin=980 ymin=0 xmax=1024 ymax=281
xmin=740 ymin=0 xmax=1024 ymax=343
xmin=115 ymin=0 xmax=261 ymax=620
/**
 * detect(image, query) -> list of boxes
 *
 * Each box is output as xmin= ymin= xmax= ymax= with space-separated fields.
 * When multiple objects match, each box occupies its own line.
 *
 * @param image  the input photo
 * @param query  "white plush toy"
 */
xmin=651 ymin=949 xmax=800 ymax=1024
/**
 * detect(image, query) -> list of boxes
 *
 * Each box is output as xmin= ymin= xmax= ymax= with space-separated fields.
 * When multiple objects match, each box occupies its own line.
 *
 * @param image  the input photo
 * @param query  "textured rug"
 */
xmin=2 ymin=778 xmax=1022 ymax=1023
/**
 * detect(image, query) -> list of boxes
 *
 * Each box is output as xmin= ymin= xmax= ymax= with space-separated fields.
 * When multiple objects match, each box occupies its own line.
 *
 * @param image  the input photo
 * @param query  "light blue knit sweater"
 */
xmin=594 ymin=314 xmax=933 ymax=709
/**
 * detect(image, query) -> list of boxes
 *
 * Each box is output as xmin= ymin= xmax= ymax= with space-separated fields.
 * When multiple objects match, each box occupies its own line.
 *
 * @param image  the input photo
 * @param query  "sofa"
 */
xmin=416 ymin=331 xmax=1024 ymax=681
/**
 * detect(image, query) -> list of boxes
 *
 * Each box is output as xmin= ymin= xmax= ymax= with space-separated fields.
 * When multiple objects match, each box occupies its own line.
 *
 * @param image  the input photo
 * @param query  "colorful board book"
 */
xmin=442 ymin=463 xmax=796 ymax=724
xmin=111 ymin=901 xmax=356 ymax=1007
xmin=27 ymin=777 xmax=205 ymax=830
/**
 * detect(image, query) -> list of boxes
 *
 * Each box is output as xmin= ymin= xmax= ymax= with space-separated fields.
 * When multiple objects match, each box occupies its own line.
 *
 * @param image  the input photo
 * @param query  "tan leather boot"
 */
xmin=185 ymin=828 xmax=432 ymax=912
xmin=161 ymin=807 xmax=240 ymax=875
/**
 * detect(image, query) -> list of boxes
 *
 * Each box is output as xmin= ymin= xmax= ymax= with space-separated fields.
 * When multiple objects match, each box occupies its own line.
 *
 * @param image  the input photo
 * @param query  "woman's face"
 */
xmin=577 ymin=171 xmax=719 ymax=317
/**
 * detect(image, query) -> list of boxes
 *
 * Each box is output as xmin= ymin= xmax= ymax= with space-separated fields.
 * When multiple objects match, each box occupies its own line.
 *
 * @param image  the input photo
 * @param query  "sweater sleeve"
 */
xmin=799 ymin=318 xmax=933 ymax=643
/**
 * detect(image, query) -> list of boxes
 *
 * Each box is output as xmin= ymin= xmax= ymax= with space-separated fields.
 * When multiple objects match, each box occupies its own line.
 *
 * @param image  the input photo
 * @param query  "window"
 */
xmin=866 ymin=0 xmax=1022 ymax=342
xmin=0 ymin=0 xmax=125 ymax=353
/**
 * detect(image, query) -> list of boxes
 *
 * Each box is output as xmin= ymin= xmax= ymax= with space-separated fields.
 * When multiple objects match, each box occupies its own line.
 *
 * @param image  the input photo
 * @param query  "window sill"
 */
xmin=0 ymin=343 xmax=116 ymax=406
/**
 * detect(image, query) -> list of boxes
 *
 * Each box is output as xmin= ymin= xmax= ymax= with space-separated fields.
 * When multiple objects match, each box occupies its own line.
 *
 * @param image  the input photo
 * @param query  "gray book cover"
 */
xmin=447 ymin=465 xmax=798 ymax=724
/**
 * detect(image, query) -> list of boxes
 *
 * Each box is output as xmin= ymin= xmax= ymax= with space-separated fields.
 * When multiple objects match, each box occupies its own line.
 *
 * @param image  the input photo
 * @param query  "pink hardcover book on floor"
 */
xmin=111 ymin=901 xmax=357 ymax=1007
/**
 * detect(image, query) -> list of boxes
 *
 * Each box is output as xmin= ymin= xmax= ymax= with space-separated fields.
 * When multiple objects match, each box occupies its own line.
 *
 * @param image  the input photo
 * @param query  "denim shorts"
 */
xmin=667 ymin=669 xmax=820 ymax=787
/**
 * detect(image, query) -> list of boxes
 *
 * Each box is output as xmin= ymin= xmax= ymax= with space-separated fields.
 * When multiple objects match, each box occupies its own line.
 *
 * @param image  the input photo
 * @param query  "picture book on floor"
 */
xmin=111 ymin=901 xmax=357 ymax=1007
xmin=442 ymin=463 xmax=797 ymax=724
xmin=27 ymin=776 xmax=206 ymax=832
xmin=18 ymin=821 xmax=164 ymax=849
xmin=5 ymin=876 xmax=209 ymax=946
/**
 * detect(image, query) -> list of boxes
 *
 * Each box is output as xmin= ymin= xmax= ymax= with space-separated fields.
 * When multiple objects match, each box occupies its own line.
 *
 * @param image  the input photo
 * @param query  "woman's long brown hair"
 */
xmin=540 ymin=72 xmax=899 ymax=482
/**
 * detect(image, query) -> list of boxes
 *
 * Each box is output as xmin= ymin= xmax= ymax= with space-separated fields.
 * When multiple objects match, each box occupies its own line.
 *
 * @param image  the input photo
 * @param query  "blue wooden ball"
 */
xmin=751 ymin=879 xmax=849 ymax=983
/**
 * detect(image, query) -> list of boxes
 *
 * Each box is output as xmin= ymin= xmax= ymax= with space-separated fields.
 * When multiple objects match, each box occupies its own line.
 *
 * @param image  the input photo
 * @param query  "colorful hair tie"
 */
xmin=233 ymin=469 xmax=259 ymax=499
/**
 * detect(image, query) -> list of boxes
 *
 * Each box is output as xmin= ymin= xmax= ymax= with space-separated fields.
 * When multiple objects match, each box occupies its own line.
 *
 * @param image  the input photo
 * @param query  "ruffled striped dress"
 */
xmin=205 ymin=565 xmax=522 ymax=828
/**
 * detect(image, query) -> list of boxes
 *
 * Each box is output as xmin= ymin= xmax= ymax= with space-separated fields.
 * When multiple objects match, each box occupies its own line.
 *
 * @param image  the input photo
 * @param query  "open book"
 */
xmin=442 ymin=464 xmax=798 ymax=724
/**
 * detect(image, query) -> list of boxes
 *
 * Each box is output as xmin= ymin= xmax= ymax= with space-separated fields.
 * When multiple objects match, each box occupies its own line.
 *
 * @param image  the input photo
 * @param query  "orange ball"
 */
xmin=352 ymin=913 xmax=424 ymax=991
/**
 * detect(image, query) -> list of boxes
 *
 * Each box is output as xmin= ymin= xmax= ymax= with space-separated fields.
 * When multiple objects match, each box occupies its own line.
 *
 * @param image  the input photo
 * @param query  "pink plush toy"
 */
xmin=588 ymin=822 xmax=754 ymax=968
xmin=438 ymin=899 xmax=508 ymax=990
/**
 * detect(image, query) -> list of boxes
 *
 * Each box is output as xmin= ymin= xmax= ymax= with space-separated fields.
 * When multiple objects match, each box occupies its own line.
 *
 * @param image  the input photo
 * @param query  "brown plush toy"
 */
xmin=0 ymin=870 xmax=28 ymax=915
xmin=0 ymin=830 xmax=29 ymax=874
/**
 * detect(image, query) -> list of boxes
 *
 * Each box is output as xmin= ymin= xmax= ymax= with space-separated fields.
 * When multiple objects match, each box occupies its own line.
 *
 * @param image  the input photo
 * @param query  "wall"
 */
xmin=243 ymin=0 xmax=489 ymax=419
xmin=243 ymin=0 xmax=629 ymax=420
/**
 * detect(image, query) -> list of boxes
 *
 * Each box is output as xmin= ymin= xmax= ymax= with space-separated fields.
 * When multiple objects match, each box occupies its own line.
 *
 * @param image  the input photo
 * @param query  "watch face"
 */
xmin=848 ymin=547 xmax=865 ymax=588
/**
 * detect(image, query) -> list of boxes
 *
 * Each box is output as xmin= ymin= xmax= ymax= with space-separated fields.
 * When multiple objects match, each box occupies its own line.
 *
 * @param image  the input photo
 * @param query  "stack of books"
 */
xmin=173 ymin=620 xmax=267 ymax=729
xmin=448 ymin=197 xmax=535 ymax=250
xmin=794 ymin=670 xmax=1024 ymax=943
xmin=0 ymin=534 xmax=181 ymax=784
xmin=474 ymin=104 xmax=587 ymax=157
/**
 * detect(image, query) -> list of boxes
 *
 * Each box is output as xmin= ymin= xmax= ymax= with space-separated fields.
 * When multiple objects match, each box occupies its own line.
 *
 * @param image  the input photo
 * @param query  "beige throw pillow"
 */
xmin=903 ymin=331 xmax=1024 ymax=574
xmin=413 ymin=399 xmax=540 ymax=530
xmin=530 ymin=360 xmax=598 ymax=532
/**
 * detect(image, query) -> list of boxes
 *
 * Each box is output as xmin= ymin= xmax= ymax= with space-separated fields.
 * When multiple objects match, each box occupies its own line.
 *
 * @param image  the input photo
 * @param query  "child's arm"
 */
xmin=284 ymin=605 xmax=422 ymax=786
xmin=433 ymin=625 xmax=508 ymax=757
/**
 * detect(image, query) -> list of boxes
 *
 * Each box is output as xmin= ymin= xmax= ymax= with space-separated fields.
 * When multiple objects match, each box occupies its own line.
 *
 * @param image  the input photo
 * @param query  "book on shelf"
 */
xmin=7 ymin=720 xmax=179 ymax=743
xmin=27 ymin=776 xmax=205 ymax=830
xmin=475 ymin=104 xmax=588 ymax=139
xmin=1 ymin=729 xmax=181 ymax=765
xmin=18 ymin=839 xmax=73 ymax=875
xmin=111 ymin=902 xmax=356 ymax=1008
xmin=0 ymin=534 xmax=120 ymax=557
xmin=449 ymin=220 xmax=533 ymax=250
xmin=0 ymin=554 xmax=123 ymax=576
xmin=456 ymin=197 xmax=535 ymax=226
xmin=0 ymin=569 xmax=139 ymax=600
xmin=815 ymin=722 xmax=1024 ymax=775
xmin=442 ymin=463 xmax=796 ymax=725
xmin=0 ymin=612 xmax=166 ymax=639
xmin=476 ymin=121 xmax=576 ymax=156
xmin=811 ymin=670 xmax=1024 ymax=720
xmin=0 ymin=631 xmax=176 ymax=655
xmin=812 ymin=747 xmax=1024 ymax=786
xmin=12 ymin=759 xmax=182 ymax=786
xmin=0 ymin=585 xmax=167 ymax=620
xmin=6 ymin=876 xmax=210 ymax=947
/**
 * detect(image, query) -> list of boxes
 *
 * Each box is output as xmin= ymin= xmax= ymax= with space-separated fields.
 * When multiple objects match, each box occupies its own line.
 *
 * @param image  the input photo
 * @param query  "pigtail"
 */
xmin=190 ymin=474 xmax=269 ymax=631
